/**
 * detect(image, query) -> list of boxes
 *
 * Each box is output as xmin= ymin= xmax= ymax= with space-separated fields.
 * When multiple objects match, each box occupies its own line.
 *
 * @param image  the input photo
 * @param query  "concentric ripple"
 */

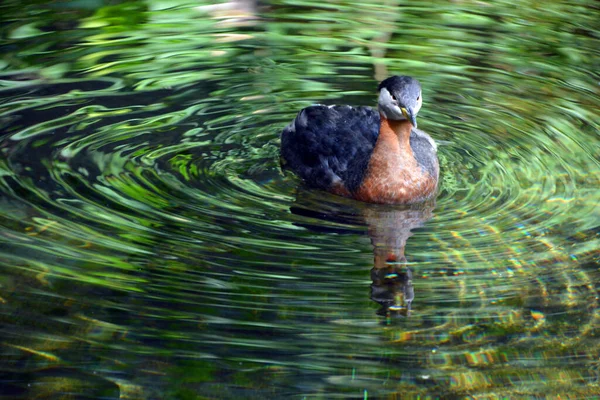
xmin=1 ymin=0 xmax=599 ymax=398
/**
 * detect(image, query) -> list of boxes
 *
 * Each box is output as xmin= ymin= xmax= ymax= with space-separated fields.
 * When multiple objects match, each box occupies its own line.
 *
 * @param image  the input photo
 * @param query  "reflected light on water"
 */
xmin=0 ymin=0 xmax=599 ymax=398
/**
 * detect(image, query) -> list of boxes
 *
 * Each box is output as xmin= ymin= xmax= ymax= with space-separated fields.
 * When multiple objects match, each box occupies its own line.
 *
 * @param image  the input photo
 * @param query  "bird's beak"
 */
xmin=401 ymin=107 xmax=417 ymax=128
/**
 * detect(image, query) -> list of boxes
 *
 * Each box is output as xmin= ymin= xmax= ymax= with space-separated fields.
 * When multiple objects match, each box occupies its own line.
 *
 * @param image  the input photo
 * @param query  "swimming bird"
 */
xmin=280 ymin=76 xmax=439 ymax=204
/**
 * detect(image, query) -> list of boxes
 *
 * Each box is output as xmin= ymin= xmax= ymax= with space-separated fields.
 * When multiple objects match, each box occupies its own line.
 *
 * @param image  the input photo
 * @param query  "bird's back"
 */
xmin=280 ymin=105 xmax=380 ymax=193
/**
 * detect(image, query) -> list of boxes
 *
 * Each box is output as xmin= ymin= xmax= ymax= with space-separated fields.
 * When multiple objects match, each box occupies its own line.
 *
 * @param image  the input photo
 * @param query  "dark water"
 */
xmin=1 ymin=0 xmax=599 ymax=398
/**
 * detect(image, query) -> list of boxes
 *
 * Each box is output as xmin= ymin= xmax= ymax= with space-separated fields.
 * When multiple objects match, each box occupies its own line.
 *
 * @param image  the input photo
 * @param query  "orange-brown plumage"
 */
xmin=354 ymin=118 xmax=437 ymax=204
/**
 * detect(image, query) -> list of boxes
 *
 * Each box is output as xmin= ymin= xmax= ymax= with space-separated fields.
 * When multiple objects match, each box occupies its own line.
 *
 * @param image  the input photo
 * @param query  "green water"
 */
xmin=1 ymin=0 xmax=599 ymax=398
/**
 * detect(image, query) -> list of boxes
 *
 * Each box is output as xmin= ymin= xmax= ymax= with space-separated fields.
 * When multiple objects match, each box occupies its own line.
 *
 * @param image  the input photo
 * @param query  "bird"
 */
xmin=280 ymin=75 xmax=439 ymax=204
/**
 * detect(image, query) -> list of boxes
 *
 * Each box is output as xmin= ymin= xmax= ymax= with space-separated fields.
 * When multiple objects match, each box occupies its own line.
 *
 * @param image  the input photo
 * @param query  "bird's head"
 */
xmin=377 ymin=76 xmax=422 ymax=127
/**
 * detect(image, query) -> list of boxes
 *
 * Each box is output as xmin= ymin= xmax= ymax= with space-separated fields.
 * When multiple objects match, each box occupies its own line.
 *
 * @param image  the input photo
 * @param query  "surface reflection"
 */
xmin=365 ymin=204 xmax=434 ymax=317
xmin=290 ymin=189 xmax=434 ymax=317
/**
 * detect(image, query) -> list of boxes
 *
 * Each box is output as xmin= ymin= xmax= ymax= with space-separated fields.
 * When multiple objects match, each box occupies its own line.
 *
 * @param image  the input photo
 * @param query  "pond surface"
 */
xmin=1 ymin=0 xmax=599 ymax=398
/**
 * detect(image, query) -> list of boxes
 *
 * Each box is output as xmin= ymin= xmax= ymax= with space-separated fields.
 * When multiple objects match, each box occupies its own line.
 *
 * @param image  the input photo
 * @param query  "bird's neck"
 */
xmin=378 ymin=117 xmax=413 ymax=156
xmin=354 ymin=115 xmax=433 ymax=204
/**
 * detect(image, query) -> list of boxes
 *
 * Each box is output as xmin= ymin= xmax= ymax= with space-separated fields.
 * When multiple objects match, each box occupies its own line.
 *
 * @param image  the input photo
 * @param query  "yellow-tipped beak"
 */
xmin=401 ymin=107 xmax=409 ymax=119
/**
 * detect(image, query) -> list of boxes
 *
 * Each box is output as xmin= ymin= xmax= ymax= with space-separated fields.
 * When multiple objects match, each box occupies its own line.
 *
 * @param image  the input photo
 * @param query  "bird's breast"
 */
xmin=354 ymin=132 xmax=437 ymax=204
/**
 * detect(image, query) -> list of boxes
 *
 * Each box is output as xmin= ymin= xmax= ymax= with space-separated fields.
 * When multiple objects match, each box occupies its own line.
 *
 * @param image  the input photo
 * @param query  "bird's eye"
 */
xmin=417 ymin=95 xmax=420 ymax=101
xmin=391 ymin=94 xmax=397 ymax=101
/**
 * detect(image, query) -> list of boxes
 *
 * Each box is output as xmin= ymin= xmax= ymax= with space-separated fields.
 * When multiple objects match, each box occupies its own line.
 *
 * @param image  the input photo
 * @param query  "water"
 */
xmin=1 ymin=0 xmax=599 ymax=398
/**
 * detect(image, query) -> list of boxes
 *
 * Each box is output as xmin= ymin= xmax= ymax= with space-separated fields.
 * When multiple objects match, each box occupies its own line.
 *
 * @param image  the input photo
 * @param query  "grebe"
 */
xmin=280 ymin=76 xmax=439 ymax=204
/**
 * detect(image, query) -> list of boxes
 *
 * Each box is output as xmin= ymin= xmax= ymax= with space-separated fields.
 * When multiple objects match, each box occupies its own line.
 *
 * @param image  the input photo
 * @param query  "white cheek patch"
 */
xmin=379 ymin=88 xmax=394 ymax=108
xmin=378 ymin=88 xmax=404 ymax=120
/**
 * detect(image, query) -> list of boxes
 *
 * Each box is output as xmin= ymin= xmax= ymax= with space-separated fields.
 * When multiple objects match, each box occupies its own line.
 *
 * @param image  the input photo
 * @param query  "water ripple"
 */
xmin=0 ymin=1 xmax=599 ymax=397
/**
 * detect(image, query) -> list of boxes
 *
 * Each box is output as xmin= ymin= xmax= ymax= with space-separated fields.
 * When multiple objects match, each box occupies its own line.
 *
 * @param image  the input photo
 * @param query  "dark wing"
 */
xmin=280 ymin=105 xmax=380 ymax=192
xmin=410 ymin=128 xmax=439 ymax=180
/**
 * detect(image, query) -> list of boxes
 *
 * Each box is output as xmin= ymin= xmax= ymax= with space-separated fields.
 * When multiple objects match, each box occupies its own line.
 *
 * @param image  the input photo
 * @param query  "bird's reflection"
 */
xmin=290 ymin=189 xmax=434 ymax=317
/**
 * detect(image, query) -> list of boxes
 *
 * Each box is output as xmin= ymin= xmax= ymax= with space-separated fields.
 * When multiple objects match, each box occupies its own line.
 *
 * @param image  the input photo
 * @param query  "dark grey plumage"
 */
xmin=281 ymin=105 xmax=378 ymax=192
xmin=410 ymin=129 xmax=439 ymax=179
